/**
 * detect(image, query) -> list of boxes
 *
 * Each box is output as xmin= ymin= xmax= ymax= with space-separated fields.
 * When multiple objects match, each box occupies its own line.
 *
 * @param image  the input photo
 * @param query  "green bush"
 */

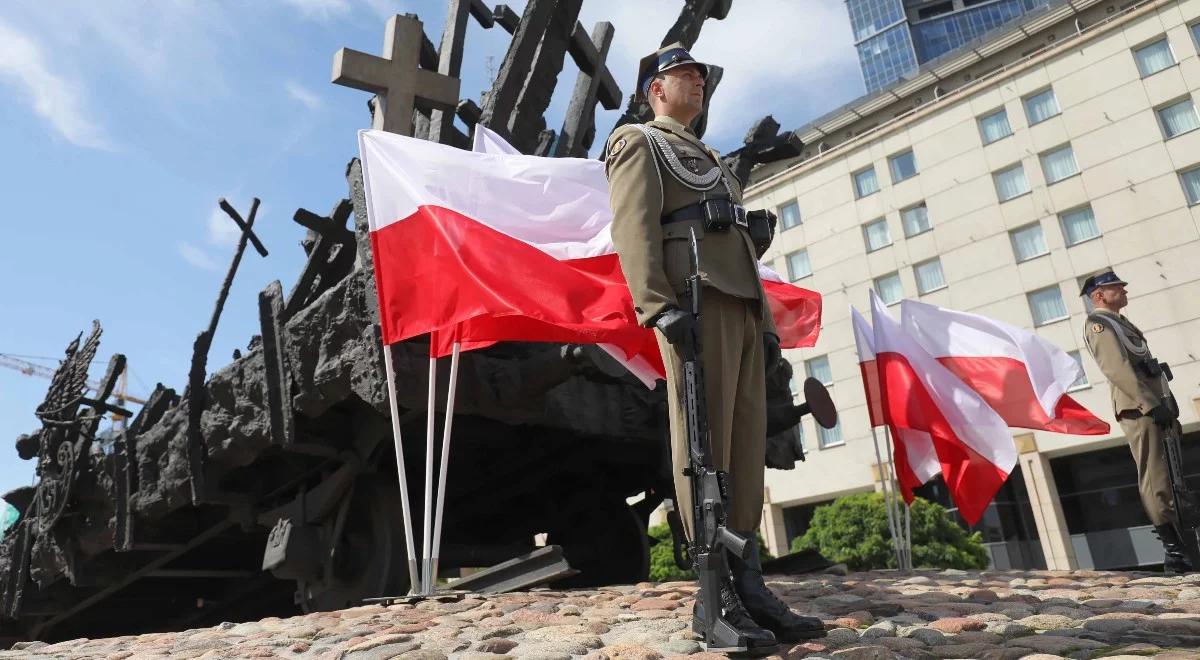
xmin=648 ymin=523 xmax=772 ymax=582
xmin=790 ymin=493 xmax=989 ymax=571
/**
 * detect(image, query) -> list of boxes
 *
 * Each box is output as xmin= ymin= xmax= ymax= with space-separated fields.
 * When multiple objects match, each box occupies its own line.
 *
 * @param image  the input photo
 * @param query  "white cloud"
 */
xmin=286 ymin=81 xmax=323 ymax=111
xmin=280 ymin=0 xmax=352 ymax=20
xmin=0 ymin=19 xmax=110 ymax=149
xmin=178 ymin=242 xmax=220 ymax=271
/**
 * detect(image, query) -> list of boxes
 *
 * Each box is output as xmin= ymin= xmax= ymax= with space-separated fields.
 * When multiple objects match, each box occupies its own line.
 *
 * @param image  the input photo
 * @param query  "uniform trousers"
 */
xmin=1119 ymin=414 xmax=1179 ymax=526
xmin=656 ymin=287 xmax=766 ymax=538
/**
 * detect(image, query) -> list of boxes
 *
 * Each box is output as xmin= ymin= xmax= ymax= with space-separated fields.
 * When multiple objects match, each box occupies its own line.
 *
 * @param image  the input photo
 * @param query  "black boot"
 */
xmin=692 ymin=577 xmax=779 ymax=654
xmin=729 ymin=536 xmax=827 ymax=642
xmin=1155 ymin=524 xmax=1195 ymax=574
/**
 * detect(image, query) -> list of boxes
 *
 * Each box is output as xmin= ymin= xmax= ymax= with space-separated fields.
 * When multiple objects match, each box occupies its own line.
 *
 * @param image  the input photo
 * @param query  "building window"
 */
xmin=978 ymin=108 xmax=1013 ymax=144
xmin=779 ymin=200 xmax=802 ymax=230
xmin=1192 ymin=22 xmax=1200 ymax=51
xmin=1133 ymin=38 xmax=1175 ymax=77
xmin=786 ymin=249 xmax=812 ymax=281
xmin=818 ymin=419 xmax=844 ymax=448
xmin=1023 ymin=88 xmax=1060 ymax=125
xmin=788 ymin=372 xmax=799 ymax=396
xmin=1180 ymin=166 xmax=1200 ymax=205
xmin=1028 ymin=286 xmax=1068 ymax=326
xmin=1010 ymin=223 xmax=1048 ymax=262
xmin=862 ymin=218 xmax=892 ymax=252
xmin=1066 ymin=350 xmax=1089 ymax=391
xmin=994 ymin=163 xmax=1030 ymax=201
xmin=854 ymin=166 xmax=880 ymax=198
xmin=889 ymin=149 xmax=918 ymax=183
xmin=875 ymin=271 xmax=904 ymax=304
xmin=901 ymin=203 xmax=931 ymax=237
xmin=1040 ymin=145 xmax=1079 ymax=184
xmin=1059 ymin=206 xmax=1100 ymax=246
xmin=1157 ymin=97 xmax=1200 ymax=139
xmin=805 ymin=355 xmax=833 ymax=386
xmin=914 ymin=258 xmax=946 ymax=294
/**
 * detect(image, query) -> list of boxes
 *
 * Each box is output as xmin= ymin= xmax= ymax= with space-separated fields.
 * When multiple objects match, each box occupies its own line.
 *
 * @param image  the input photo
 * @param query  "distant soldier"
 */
xmin=604 ymin=43 xmax=825 ymax=646
xmin=1081 ymin=269 xmax=1193 ymax=573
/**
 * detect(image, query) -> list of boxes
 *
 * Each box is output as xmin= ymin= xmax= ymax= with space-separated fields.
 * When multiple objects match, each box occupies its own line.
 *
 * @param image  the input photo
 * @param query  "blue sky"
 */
xmin=0 ymin=0 xmax=863 ymax=496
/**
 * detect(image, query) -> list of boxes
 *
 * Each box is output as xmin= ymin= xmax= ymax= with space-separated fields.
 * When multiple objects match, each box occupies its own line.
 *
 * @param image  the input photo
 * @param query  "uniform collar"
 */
xmin=653 ymin=115 xmax=696 ymax=136
xmin=649 ymin=115 xmax=714 ymax=158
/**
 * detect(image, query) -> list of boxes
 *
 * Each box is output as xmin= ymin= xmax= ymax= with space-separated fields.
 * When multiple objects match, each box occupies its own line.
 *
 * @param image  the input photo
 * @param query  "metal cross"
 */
xmin=333 ymin=15 xmax=462 ymax=136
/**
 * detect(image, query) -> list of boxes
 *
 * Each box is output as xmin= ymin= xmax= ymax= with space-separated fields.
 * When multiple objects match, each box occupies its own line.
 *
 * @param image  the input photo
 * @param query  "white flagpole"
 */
xmin=430 ymin=342 xmax=461 ymax=592
xmin=422 ymin=354 xmax=438 ymax=594
xmin=882 ymin=427 xmax=911 ymax=570
xmin=382 ymin=343 xmax=421 ymax=594
xmin=869 ymin=426 xmax=903 ymax=570
xmin=904 ymin=494 xmax=913 ymax=570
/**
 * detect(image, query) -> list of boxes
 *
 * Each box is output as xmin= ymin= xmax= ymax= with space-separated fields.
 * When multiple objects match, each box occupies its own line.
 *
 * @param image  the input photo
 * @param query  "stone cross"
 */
xmin=428 ymin=0 xmax=496 ymax=145
xmin=552 ymin=21 xmax=619 ymax=157
xmin=332 ymin=15 xmax=461 ymax=136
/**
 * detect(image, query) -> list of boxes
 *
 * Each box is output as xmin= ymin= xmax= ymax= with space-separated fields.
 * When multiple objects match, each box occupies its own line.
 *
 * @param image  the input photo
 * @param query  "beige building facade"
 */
xmin=747 ymin=0 xmax=1200 ymax=569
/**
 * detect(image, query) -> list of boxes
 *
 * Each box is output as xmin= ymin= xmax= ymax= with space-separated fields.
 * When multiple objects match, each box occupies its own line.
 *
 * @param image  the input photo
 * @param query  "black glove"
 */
xmin=1150 ymin=404 xmax=1176 ymax=427
xmin=763 ymin=332 xmax=782 ymax=376
xmin=654 ymin=307 xmax=695 ymax=345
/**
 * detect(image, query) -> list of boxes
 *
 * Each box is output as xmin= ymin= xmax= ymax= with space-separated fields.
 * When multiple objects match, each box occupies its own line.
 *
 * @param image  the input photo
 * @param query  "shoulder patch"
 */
xmin=1091 ymin=322 xmax=1104 ymax=334
xmin=609 ymin=137 xmax=627 ymax=156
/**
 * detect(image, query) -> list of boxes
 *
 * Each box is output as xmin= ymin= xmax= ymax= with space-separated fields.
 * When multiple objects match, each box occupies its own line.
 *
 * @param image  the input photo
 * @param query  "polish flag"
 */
xmin=900 ymin=300 xmax=1109 ymax=436
xmin=850 ymin=306 xmax=940 ymax=500
xmin=871 ymin=292 xmax=1017 ymax=525
xmin=358 ymin=129 xmax=822 ymax=384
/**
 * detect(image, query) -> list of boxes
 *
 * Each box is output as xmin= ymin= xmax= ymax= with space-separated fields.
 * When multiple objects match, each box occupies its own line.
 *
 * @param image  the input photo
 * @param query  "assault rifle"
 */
xmin=680 ymin=227 xmax=755 ymax=653
xmin=1154 ymin=364 xmax=1200 ymax=564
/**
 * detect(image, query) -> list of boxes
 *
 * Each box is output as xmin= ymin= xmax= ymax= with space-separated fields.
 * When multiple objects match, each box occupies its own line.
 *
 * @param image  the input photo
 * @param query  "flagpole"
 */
xmin=422 ymin=354 xmax=438 ymax=595
xmin=882 ymin=426 xmax=910 ymax=570
xmin=430 ymin=341 xmax=460 ymax=593
xmin=869 ymin=426 xmax=903 ymax=570
xmin=382 ymin=343 xmax=421 ymax=594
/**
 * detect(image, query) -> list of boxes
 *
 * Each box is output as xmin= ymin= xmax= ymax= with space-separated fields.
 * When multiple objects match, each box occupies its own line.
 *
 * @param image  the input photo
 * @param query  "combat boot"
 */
xmin=728 ymin=536 xmax=827 ymax=641
xmin=1155 ymin=524 xmax=1195 ymax=574
xmin=692 ymin=577 xmax=779 ymax=654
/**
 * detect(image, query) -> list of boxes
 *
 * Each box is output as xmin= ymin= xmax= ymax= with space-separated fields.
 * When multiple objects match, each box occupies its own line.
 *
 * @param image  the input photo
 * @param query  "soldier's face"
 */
xmin=1094 ymin=284 xmax=1128 ymax=309
xmin=651 ymin=65 xmax=706 ymax=116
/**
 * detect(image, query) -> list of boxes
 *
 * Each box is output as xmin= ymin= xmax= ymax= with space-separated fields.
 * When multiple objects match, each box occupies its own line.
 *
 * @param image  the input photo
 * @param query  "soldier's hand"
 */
xmin=1150 ymin=404 xmax=1176 ymax=427
xmin=654 ymin=307 xmax=695 ymax=345
xmin=763 ymin=332 xmax=782 ymax=376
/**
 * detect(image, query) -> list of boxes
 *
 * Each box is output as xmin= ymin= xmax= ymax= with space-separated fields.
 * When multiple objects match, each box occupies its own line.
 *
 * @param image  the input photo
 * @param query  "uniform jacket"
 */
xmin=603 ymin=115 xmax=775 ymax=334
xmin=1083 ymin=309 xmax=1166 ymax=416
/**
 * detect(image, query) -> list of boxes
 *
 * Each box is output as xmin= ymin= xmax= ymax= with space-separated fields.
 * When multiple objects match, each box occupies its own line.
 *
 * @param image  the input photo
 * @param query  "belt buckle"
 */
xmin=702 ymin=198 xmax=724 ymax=226
xmin=734 ymin=205 xmax=747 ymax=228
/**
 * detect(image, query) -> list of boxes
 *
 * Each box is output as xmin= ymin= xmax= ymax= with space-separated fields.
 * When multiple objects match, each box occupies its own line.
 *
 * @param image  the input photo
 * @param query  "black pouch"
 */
xmin=747 ymin=209 xmax=777 ymax=259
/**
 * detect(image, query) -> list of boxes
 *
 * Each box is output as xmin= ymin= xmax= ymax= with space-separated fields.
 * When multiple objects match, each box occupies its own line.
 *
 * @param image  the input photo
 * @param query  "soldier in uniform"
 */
xmin=604 ymin=43 xmax=826 ymax=645
xmin=1081 ymin=269 xmax=1193 ymax=573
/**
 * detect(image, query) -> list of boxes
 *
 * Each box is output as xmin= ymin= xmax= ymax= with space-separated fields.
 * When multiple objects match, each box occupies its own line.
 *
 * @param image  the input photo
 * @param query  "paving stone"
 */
xmin=928 ymin=617 xmax=985 ymax=633
xmin=1016 ymin=614 xmax=1077 ymax=630
xmin=474 ymin=638 xmax=520 ymax=653
xmin=822 ymin=628 xmax=861 ymax=647
xmin=652 ymin=639 xmax=701 ymax=655
xmin=902 ymin=627 xmax=946 ymax=646
xmin=828 ymin=645 xmax=893 ymax=659
xmin=860 ymin=621 xmax=897 ymax=639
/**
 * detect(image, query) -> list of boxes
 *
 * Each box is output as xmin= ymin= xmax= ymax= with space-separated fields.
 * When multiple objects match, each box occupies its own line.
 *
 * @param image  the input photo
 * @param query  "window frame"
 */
xmin=1066 ymin=350 xmax=1090 ymax=392
xmin=785 ymin=249 xmax=812 ymax=282
xmin=888 ymin=149 xmax=919 ymax=183
xmin=862 ymin=217 xmax=893 ymax=252
xmin=1132 ymin=36 xmax=1177 ymax=78
xmin=874 ymin=271 xmax=904 ymax=305
xmin=1027 ymin=285 xmax=1070 ymax=327
xmin=778 ymin=199 xmax=802 ymax=230
xmin=1058 ymin=205 xmax=1101 ymax=247
xmin=993 ymin=162 xmax=1031 ymax=202
xmin=1039 ymin=143 xmax=1080 ymax=185
xmin=1155 ymin=96 xmax=1200 ymax=140
xmin=804 ymin=355 xmax=834 ymax=387
xmin=900 ymin=202 xmax=931 ymax=238
xmin=977 ymin=107 xmax=1013 ymax=145
xmin=1009 ymin=222 xmax=1049 ymax=263
xmin=913 ymin=257 xmax=947 ymax=295
xmin=817 ymin=419 xmax=844 ymax=449
xmin=1180 ymin=165 xmax=1200 ymax=206
xmin=1022 ymin=88 xmax=1061 ymax=126
xmin=853 ymin=166 xmax=881 ymax=199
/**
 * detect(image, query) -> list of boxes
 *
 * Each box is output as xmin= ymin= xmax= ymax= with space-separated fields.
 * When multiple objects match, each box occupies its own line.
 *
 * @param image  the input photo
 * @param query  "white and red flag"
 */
xmin=850 ymin=306 xmax=941 ymax=500
xmin=899 ymin=299 xmax=1109 ymax=436
xmin=870 ymin=292 xmax=1017 ymax=525
xmin=358 ymin=128 xmax=822 ymax=383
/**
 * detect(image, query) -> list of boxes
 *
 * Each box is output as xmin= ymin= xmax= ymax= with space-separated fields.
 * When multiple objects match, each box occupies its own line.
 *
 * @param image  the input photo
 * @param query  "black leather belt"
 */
xmin=662 ymin=198 xmax=747 ymax=229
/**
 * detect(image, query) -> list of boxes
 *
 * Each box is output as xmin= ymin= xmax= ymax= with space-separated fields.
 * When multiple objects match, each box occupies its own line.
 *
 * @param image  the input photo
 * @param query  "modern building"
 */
xmin=750 ymin=0 xmax=1200 ymax=570
xmin=850 ymin=0 xmax=1054 ymax=93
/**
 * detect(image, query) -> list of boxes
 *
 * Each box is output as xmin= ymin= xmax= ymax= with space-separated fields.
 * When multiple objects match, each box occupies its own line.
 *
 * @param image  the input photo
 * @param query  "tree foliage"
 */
xmin=790 ymin=493 xmax=989 ymax=571
xmin=648 ymin=523 xmax=772 ymax=582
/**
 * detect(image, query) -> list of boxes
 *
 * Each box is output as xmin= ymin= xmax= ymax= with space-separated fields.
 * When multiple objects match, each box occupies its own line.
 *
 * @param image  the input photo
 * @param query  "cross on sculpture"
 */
xmin=332 ymin=15 xmax=461 ymax=136
xmin=552 ymin=21 xmax=618 ymax=157
xmin=723 ymin=115 xmax=804 ymax=185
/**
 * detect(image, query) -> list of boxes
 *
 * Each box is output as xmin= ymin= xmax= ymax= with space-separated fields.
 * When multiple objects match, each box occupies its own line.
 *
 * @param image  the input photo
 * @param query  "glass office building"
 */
xmin=849 ymin=0 xmax=1051 ymax=93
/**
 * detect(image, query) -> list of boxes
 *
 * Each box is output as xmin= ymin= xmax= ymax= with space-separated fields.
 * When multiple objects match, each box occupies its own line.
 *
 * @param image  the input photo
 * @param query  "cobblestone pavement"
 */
xmin=7 ymin=569 xmax=1200 ymax=659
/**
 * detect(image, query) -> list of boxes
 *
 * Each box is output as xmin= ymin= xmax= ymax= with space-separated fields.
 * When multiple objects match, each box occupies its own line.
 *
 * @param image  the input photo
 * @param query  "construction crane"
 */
xmin=0 ymin=353 xmax=147 ymax=431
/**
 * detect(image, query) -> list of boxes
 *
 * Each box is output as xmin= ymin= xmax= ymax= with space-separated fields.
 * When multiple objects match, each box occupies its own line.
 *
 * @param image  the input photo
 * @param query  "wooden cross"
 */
xmin=332 ymin=15 xmax=461 ymax=136
xmin=552 ymin=21 xmax=618 ymax=157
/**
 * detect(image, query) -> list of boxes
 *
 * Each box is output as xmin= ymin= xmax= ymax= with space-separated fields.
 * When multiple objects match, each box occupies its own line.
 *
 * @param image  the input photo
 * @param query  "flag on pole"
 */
xmin=870 ymin=292 xmax=1017 ymax=525
xmin=358 ymin=128 xmax=823 ymax=381
xmin=850 ymin=306 xmax=940 ymax=499
xmin=900 ymin=299 xmax=1109 ymax=436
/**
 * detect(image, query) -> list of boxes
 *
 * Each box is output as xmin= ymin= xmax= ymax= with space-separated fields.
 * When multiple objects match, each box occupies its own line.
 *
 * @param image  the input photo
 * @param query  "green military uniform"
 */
xmin=605 ymin=111 xmax=775 ymax=538
xmin=1083 ymin=308 xmax=1176 ymax=526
